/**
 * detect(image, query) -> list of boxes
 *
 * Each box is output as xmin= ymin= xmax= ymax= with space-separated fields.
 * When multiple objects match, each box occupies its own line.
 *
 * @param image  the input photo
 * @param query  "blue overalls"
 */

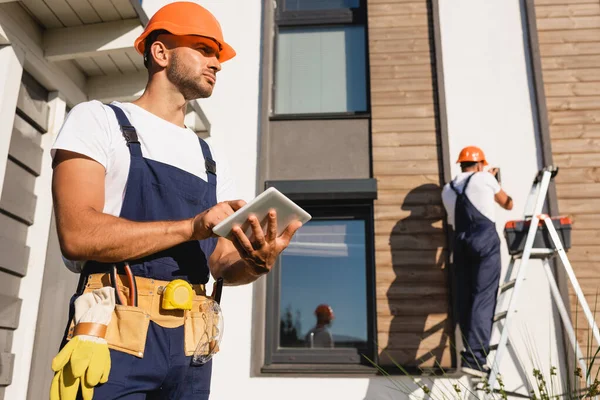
xmin=450 ymin=173 xmax=501 ymax=369
xmin=64 ymin=104 xmax=218 ymax=399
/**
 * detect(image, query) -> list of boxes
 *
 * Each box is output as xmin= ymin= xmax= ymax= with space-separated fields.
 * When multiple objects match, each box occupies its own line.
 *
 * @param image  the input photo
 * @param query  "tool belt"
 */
xmin=66 ymin=273 xmax=219 ymax=359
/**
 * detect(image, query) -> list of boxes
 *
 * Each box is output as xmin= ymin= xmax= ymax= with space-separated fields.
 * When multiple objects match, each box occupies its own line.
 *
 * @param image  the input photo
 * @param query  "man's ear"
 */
xmin=149 ymin=40 xmax=169 ymax=69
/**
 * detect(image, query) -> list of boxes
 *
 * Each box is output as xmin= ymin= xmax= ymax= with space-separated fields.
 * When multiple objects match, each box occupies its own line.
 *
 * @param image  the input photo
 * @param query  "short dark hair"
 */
xmin=460 ymin=161 xmax=479 ymax=169
xmin=143 ymin=29 xmax=171 ymax=69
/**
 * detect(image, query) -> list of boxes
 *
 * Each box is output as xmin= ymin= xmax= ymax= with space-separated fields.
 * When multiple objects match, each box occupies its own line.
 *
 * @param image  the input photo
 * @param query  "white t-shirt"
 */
xmin=51 ymin=100 xmax=237 ymax=271
xmin=441 ymin=171 xmax=501 ymax=227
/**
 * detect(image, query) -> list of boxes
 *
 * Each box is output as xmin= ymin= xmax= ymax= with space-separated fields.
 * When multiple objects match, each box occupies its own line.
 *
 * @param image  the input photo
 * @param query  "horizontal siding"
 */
xmin=368 ymin=0 xmax=450 ymax=369
xmin=0 ymin=73 xmax=47 ymax=396
xmin=534 ymin=0 xmax=600 ymax=369
xmin=0 ymin=159 xmax=38 ymax=225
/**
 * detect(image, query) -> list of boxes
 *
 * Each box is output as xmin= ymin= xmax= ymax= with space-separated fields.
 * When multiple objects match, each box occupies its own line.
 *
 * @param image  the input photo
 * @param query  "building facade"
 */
xmin=0 ymin=0 xmax=597 ymax=399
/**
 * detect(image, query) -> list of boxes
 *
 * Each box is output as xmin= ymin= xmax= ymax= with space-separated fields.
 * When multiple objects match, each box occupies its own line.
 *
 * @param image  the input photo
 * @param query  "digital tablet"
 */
xmin=212 ymin=187 xmax=312 ymax=239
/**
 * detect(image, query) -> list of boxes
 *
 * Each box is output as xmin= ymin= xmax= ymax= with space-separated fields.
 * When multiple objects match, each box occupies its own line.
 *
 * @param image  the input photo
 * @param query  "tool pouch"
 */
xmin=68 ymin=284 xmax=151 ymax=358
xmin=184 ymin=298 xmax=222 ymax=358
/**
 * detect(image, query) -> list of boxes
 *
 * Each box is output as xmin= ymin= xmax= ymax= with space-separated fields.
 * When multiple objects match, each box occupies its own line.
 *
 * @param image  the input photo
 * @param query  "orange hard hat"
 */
xmin=134 ymin=1 xmax=236 ymax=62
xmin=315 ymin=304 xmax=334 ymax=320
xmin=456 ymin=146 xmax=488 ymax=166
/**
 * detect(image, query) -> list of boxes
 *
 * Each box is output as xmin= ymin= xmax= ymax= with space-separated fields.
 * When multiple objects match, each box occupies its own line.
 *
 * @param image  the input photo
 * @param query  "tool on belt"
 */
xmin=53 ymin=266 xmax=224 ymax=400
xmin=51 ymin=287 xmax=115 ymax=400
xmin=110 ymin=264 xmax=137 ymax=306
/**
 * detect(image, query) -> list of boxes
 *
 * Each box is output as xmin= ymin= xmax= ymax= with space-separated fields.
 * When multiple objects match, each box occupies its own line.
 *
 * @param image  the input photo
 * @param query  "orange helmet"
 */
xmin=456 ymin=146 xmax=488 ymax=166
xmin=134 ymin=2 xmax=236 ymax=63
xmin=315 ymin=304 xmax=334 ymax=320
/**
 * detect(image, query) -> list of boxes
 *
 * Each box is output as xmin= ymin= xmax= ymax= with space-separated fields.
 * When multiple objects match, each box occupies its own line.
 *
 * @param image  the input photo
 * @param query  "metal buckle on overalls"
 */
xmin=121 ymin=126 xmax=140 ymax=145
xmin=205 ymin=159 xmax=217 ymax=175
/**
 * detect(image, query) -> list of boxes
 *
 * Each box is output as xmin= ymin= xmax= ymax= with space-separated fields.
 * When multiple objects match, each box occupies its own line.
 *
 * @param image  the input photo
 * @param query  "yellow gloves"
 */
xmin=50 ymin=287 xmax=115 ymax=400
xmin=50 ymin=336 xmax=111 ymax=399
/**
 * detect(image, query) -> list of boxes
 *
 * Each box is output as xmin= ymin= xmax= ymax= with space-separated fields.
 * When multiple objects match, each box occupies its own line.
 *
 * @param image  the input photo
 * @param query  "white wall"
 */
xmin=136 ymin=0 xmax=569 ymax=398
xmin=136 ymin=2 xmax=473 ymax=400
xmin=439 ymin=0 xmax=566 ymax=396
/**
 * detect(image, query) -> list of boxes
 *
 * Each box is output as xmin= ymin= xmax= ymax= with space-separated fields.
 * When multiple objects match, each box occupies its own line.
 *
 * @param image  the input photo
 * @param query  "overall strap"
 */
xmin=463 ymin=172 xmax=477 ymax=192
xmin=105 ymin=104 xmax=142 ymax=157
xmin=450 ymin=172 xmax=477 ymax=196
xmin=199 ymin=138 xmax=217 ymax=186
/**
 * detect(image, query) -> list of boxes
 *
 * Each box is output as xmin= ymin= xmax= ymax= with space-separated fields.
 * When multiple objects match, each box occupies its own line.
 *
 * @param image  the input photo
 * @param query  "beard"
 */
xmin=166 ymin=52 xmax=213 ymax=100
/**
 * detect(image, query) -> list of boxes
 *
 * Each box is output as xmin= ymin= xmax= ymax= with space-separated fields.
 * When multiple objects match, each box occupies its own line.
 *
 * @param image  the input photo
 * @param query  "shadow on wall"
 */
xmin=379 ymin=184 xmax=452 ymax=370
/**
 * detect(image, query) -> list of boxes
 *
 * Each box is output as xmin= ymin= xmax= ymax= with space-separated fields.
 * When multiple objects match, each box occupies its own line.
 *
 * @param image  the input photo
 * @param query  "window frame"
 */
xmin=271 ymin=0 xmax=371 ymax=119
xmin=263 ymin=199 xmax=377 ymax=369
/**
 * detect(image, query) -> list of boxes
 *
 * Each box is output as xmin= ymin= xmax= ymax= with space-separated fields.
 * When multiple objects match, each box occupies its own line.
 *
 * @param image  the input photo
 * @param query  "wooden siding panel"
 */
xmin=370 ymin=39 xmax=432 ymax=54
xmin=377 ymin=174 xmax=441 ymax=189
xmin=375 ymin=205 xmax=445 ymax=220
xmin=16 ymin=82 xmax=49 ymax=133
xmin=368 ymin=0 xmax=449 ymax=368
xmin=555 ymin=167 xmax=600 ymax=183
xmin=539 ymin=29 xmax=600 ymax=44
xmin=547 ymin=97 xmax=600 ymax=111
xmin=534 ymin=0 xmax=600 ymax=343
xmin=552 ymin=138 xmax=600 ymax=153
xmin=373 ymin=160 xmax=440 ymax=175
xmin=372 ymin=90 xmax=434 ymax=106
xmin=536 ymin=4 xmax=600 ymax=19
xmin=370 ymin=51 xmax=433 ymax=67
xmin=542 ymin=54 xmax=600 ymax=70
xmin=0 ymin=353 xmax=14 ymax=386
xmin=9 ymin=121 xmax=44 ymax=176
xmin=0 ymin=160 xmax=37 ymax=225
xmin=0 ymin=213 xmax=27 ymax=244
xmin=535 ymin=0 xmax=599 ymax=4
xmin=0 ymin=235 xmax=29 ymax=277
xmin=372 ymin=145 xmax=439 ymax=162
xmin=537 ymin=16 xmax=600 ymax=31
xmin=549 ymin=123 xmax=600 ymax=139
xmin=368 ymin=2 xmax=429 ymax=16
xmin=369 ymin=26 xmax=430 ymax=41
xmin=376 ymin=219 xmax=443 ymax=235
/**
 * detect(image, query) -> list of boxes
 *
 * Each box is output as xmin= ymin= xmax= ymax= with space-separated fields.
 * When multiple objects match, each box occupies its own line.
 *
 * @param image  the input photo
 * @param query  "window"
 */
xmin=264 ymin=194 xmax=376 ymax=369
xmin=273 ymin=0 xmax=369 ymax=116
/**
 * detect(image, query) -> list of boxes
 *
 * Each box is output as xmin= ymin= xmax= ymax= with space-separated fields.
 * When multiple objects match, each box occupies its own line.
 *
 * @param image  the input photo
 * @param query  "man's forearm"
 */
xmin=210 ymin=246 xmax=265 ymax=286
xmin=503 ymin=196 xmax=513 ymax=210
xmin=56 ymin=208 xmax=192 ymax=263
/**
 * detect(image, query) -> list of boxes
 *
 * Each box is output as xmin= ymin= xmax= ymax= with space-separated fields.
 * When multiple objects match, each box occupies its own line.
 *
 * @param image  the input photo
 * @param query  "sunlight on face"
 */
xmin=158 ymin=34 xmax=222 ymax=100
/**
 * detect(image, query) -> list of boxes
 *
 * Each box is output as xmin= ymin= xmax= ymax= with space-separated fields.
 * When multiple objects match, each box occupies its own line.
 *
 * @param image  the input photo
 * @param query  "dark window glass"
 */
xmin=278 ymin=219 xmax=368 ymax=349
xmin=284 ymin=0 xmax=360 ymax=11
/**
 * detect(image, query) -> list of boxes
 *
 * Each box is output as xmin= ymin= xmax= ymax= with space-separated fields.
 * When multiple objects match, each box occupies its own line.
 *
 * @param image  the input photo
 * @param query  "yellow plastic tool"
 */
xmin=162 ymin=279 xmax=194 ymax=310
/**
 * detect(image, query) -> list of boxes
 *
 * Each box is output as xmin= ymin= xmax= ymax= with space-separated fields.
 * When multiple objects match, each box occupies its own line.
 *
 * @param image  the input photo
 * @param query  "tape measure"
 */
xmin=161 ymin=279 xmax=194 ymax=310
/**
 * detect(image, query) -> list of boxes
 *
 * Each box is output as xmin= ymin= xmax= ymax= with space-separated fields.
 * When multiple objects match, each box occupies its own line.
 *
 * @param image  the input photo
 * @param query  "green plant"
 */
xmin=363 ymin=309 xmax=600 ymax=399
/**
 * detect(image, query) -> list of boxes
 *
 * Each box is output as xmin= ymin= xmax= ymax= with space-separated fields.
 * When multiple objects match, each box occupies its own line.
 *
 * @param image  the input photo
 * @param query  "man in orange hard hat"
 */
xmin=441 ymin=146 xmax=513 ymax=377
xmin=305 ymin=304 xmax=335 ymax=348
xmin=49 ymin=2 xmax=302 ymax=399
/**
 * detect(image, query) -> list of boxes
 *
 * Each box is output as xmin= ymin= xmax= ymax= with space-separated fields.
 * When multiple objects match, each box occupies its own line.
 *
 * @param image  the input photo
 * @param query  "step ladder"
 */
xmin=486 ymin=166 xmax=600 ymax=391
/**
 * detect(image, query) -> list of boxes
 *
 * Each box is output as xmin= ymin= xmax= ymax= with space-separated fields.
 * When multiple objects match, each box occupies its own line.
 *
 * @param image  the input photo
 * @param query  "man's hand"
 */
xmin=190 ymin=200 xmax=247 ymax=240
xmin=230 ymin=210 xmax=302 ymax=275
xmin=488 ymin=167 xmax=499 ymax=177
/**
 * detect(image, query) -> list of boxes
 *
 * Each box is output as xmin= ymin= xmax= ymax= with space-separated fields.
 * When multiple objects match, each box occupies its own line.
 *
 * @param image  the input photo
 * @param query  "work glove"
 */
xmin=50 ymin=287 xmax=115 ymax=400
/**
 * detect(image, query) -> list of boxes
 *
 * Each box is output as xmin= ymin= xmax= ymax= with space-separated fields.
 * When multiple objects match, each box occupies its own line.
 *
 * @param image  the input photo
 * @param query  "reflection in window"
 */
xmin=279 ymin=220 xmax=368 ymax=349
xmin=274 ymin=26 xmax=367 ymax=114
xmin=284 ymin=0 xmax=359 ymax=11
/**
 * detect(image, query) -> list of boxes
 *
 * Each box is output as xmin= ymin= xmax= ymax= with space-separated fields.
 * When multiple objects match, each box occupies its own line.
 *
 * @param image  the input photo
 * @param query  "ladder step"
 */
xmin=512 ymin=248 xmax=556 ymax=259
xmin=489 ymin=344 xmax=498 ymax=351
xmin=499 ymin=280 xmax=516 ymax=293
xmin=494 ymin=311 xmax=508 ymax=322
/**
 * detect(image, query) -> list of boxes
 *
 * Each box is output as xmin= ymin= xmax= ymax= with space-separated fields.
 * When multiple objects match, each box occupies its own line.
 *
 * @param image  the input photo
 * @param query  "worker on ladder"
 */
xmin=441 ymin=146 xmax=514 ymax=377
